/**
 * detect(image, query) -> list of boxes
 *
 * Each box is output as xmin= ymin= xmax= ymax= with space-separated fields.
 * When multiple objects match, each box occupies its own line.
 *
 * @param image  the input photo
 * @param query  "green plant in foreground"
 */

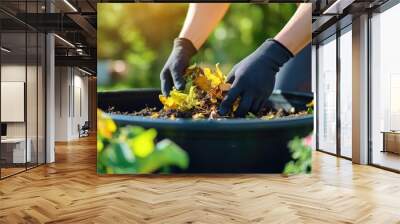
xmin=283 ymin=135 xmax=312 ymax=175
xmin=306 ymin=100 xmax=314 ymax=115
xmin=97 ymin=110 xmax=189 ymax=174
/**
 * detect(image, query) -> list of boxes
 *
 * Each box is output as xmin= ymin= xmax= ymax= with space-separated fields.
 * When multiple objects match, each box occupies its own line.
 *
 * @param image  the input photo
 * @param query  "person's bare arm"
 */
xmin=160 ymin=3 xmax=229 ymax=95
xmin=179 ymin=3 xmax=230 ymax=50
xmin=219 ymin=3 xmax=312 ymax=116
xmin=274 ymin=3 xmax=312 ymax=55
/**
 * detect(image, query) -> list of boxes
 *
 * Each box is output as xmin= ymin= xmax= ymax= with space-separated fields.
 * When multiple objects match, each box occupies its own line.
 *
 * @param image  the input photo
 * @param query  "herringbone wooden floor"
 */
xmin=1 ymin=135 xmax=400 ymax=224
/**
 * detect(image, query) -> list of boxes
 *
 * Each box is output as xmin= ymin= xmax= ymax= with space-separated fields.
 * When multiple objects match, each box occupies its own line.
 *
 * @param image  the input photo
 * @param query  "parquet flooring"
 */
xmin=0 ymin=167 xmax=26 ymax=178
xmin=0 ymin=135 xmax=400 ymax=223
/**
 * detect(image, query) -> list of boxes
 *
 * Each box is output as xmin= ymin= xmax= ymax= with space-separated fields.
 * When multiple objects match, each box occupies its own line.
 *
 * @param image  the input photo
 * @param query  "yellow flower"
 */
xmin=97 ymin=109 xmax=117 ymax=139
xmin=97 ymin=140 xmax=104 ymax=152
xmin=128 ymin=128 xmax=157 ymax=158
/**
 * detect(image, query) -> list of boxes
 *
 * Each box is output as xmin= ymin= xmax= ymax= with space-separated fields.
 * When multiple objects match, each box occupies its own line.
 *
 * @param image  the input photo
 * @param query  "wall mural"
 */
xmin=96 ymin=3 xmax=313 ymax=174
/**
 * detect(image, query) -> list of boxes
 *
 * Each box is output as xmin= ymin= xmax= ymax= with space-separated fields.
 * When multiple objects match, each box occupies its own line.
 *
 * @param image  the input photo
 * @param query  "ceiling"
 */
xmin=0 ymin=0 xmax=98 ymax=74
xmin=1 ymin=0 xmax=393 ymax=75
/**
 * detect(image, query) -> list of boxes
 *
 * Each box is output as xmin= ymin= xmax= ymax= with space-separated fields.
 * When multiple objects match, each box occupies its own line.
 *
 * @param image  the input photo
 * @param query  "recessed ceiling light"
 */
xmin=63 ymin=0 xmax=78 ymax=12
xmin=1 ymin=47 xmax=11 ymax=53
xmin=323 ymin=0 xmax=355 ymax=15
xmin=78 ymin=67 xmax=92 ymax=76
xmin=54 ymin=34 xmax=75 ymax=48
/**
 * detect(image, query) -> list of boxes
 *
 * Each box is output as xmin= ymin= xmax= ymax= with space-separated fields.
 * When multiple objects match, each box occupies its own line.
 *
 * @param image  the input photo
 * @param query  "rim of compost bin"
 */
xmin=109 ymin=113 xmax=313 ymax=131
xmin=99 ymin=88 xmax=313 ymax=98
xmin=102 ymin=88 xmax=314 ymax=131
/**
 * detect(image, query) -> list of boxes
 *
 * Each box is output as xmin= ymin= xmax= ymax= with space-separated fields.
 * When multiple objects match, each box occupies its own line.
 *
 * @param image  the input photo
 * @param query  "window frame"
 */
xmin=314 ymin=20 xmax=353 ymax=160
xmin=367 ymin=0 xmax=400 ymax=173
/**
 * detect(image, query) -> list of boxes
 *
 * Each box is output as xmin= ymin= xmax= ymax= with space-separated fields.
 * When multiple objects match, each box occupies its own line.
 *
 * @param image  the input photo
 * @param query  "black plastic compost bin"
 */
xmin=98 ymin=89 xmax=313 ymax=173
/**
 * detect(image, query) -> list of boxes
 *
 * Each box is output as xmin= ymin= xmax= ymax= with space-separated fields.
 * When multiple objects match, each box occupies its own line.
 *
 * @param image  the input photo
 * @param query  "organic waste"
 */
xmin=108 ymin=64 xmax=313 ymax=120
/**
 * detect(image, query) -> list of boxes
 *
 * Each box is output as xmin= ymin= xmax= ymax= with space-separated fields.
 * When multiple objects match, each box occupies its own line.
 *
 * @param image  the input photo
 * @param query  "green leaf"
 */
xmin=111 ymin=166 xmax=138 ymax=174
xmin=283 ymin=136 xmax=312 ymax=175
xmin=187 ymin=63 xmax=197 ymax=70
xmin=102 ymin=141 xmax=136 ymax=168
xmin=135 ymin=139 xmax=189 ymax=174
xmin=283 ymin=161 xmax=297 ymax=175
xmin=246 ymin=112 xmax=257 ymax=119
xmin=126 ymin=126 xmax=146 ymax=137
xmin=119 ymin=126 xmax=145 ymax=140
xmin=307 ymin=107 xmax=313 ymax=114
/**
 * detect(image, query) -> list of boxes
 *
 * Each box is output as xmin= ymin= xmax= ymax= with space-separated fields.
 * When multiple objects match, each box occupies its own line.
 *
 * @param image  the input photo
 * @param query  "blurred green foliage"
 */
xmin=283 ymin=136 xmax=312 ymax=175
xmin=98 ymin=3 xmax=297 ymax=91
xmin=97 ymin=110 xmax=189 ymax=174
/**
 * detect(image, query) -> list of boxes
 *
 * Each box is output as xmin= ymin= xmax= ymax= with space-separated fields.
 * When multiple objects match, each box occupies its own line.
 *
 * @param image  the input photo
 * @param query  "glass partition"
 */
xmin=26 ymin=0 xmax=45 ymax=169
xmin=0 ymin=1 xmax=46 ymax=179
xmin=27 ymin=30 xmax=38 ymax=169
xmin=1 ymin=30 xmax=27 ymax=177
xmin=38 ymin=32 xmax=45 ymax=165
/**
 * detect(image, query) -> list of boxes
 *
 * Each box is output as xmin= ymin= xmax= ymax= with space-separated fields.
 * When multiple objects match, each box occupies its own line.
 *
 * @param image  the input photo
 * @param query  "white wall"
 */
xmin=54 ymin=67 xmax=89 ymax=141
xmin=1 ymin=63 xmax=46 ymax=164
xmin=55 ymin=67 xmax=70 ymax=141
xmin=1 ymin=65 xmax=26 ymax=138
xmin=72 ymin=73 xmax=89 ymax=138
xmin=1 ymin=65 xmax=27 ymax=164
xmin=1 ymin=64 xmax=25 ymax=141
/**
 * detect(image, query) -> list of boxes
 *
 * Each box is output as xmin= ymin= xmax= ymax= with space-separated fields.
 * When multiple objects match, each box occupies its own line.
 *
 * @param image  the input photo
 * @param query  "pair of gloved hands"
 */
xmin=160 ymin=38 xmax=293 ymax=117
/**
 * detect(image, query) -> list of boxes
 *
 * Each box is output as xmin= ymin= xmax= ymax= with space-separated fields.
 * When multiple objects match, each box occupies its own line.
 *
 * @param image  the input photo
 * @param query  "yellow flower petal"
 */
xmin=97 ymin=140 xmax=104 ymax=152
xmin=129 ymin=129 xmax=157 ymax=158
xmin=97 ymin=109 xmax=117 ymax=139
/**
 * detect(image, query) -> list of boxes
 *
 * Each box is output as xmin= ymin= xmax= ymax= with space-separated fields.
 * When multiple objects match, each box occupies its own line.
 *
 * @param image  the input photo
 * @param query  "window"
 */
xmin=370 ymin=3 xmax=400 ymax=171
xmin=339 ymin=27 xmax=352 ymax=158
xmin=312 ymin=45 xmax=317 ymax=150
xmin=317 ymin=35 xmax=337 ymax=154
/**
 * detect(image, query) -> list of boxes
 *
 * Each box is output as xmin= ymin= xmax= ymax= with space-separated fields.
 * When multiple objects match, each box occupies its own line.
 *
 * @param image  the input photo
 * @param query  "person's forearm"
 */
xmin=179 ymin=3 xmax=230 ymax=50
xmin=274 ymin=3 xmax=312 ymax=55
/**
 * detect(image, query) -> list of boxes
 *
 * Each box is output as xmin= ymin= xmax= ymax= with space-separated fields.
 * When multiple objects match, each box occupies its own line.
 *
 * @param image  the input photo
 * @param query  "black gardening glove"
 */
xmin=160 ymin=38 xmax=197 ymax=96
xmin=219 ymin=39 xmax=293 ymax=117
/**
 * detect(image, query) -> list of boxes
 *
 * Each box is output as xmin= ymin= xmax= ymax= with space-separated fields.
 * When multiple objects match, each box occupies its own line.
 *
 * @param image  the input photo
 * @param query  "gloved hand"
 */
xmin=219 ymin=39 xmax=293 ymax=117
xmin=160 ymin=38 xmax=197 ymax=96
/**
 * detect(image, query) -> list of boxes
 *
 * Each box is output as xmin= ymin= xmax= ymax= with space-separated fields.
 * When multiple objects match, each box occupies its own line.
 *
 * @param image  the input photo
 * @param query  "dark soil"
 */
xmin=107 ymin=106 xmax=311 ymax=120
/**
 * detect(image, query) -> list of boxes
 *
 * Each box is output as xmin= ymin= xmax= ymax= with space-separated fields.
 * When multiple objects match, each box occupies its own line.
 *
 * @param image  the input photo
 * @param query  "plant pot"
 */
xmin=98 ymin=88 xmax=313 ymax=173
